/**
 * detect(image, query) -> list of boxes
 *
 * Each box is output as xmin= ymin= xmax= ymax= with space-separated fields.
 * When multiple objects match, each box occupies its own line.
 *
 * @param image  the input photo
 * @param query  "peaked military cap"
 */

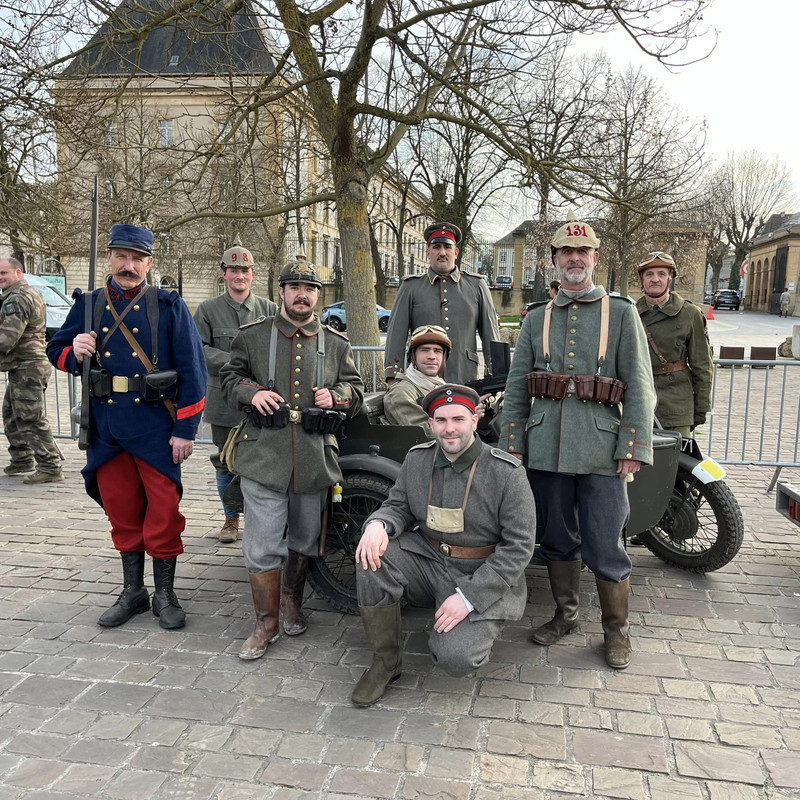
xmin=221 ymin=235 xmax=255 ymax=270
xmin=551 ymin=213 xmax=600 ymax=250
xmin=279 ymin=250 xmax=322 ymax=288
xmin=422 ymin=384 xmax=480 ymax=417
xmin=424 ymin=222 xmax=463 ymax=247
xmin=107 ymin=223 xmax=154 ymax=256
xmin=637 ymin=251 xmax=677 ymax=276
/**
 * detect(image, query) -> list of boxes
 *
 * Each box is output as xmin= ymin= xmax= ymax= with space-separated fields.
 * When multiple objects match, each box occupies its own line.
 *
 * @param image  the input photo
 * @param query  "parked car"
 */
xmin=713 ymin=290 xmax=740 ymax=311
xmin=494 ymin=275 xmax=513 ymax=289
xmin=385 ymin=276 xmax=400 ymax=287
xmin=0 ymin=274 xmax=74 ymax=341
xmin=321 ymin=300 xmax=391 ymax=332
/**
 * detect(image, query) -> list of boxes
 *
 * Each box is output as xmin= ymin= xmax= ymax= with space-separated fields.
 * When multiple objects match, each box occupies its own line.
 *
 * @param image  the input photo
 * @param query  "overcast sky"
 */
xmin=574 ymin=0 xmax=800 ymax=199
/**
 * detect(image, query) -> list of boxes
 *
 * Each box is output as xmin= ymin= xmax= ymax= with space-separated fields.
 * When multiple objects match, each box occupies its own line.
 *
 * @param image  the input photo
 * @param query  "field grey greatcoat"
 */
xmin=383 ymin=375 xmax=431 ymax=435
xmin=193 ymin=291 xmax=277 ymax=428
xmin=384 ymin=268 xmax=500 ymax=383
xmin=635 ymin=292 xmax=713 ymax=430
xmin=500 ymin=287 xmax=656 ymax=475
xmin=363 ymin=438 xmax=536 ymax=621
xmin=219 ymin=314 xmax=363 ymax=493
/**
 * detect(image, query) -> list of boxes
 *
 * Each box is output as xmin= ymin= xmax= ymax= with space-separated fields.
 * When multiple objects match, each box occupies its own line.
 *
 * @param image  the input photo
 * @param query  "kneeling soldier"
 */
xmin=352 ymin=384 xmax=535 ymax=706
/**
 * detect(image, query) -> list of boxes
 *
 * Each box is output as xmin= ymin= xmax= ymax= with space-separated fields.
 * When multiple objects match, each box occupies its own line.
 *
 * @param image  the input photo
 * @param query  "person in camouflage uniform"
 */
xmin=0 ymin=257 xmax=63 ymax=483
xmin=193 ymin=238 xmax=277 ymax=543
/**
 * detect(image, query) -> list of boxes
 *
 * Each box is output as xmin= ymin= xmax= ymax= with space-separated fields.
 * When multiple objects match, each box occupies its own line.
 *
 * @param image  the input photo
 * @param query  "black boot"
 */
xmin=98 ymin=552 xmax=150 ymax=627
xmin=281 ymin=550 xmax=309 ymax=636
xmin=152 ymin=558 xmax=185 ymax=630
xmin=531 ymin=560 xmax=582 ymax=645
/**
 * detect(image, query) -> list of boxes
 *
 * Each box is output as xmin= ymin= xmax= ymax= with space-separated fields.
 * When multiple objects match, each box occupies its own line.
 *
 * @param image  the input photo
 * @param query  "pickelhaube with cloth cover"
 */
xmin=636 ymin=251 xmax=677 ymax=278
xmin=279 ymin=250 xmax=322 ymax=288
xmin=423 ymin=222 xmax=463 ymax=247
xmin=221 ymin=236 xmax=255 ymax=271
xmin=421 ymin=384 xmax=481 ymax=417
xmin=107 ymin=223 xmax=154 ymax=256
xmin=550 ymin=213 xmax=600 ymax=251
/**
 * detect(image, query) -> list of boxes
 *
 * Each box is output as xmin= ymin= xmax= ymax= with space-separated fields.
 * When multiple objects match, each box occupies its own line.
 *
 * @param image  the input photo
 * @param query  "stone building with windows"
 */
xmin=745 ymin=213 xmax=800 ymax=316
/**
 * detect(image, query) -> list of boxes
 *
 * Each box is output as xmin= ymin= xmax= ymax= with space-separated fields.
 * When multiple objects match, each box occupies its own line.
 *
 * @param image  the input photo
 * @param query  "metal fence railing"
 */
xmin=7 ymin=355 xmax=799 ymax=471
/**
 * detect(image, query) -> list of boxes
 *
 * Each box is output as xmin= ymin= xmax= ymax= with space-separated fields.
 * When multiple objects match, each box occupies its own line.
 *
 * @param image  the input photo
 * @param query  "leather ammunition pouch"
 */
xmin=243 ymin=402 xmax=290 ymax=429
xmin=141 ymin=370 xmax=179 ymax=402
xmin=301 ymin=407 xmax=346 ymax=435
xmin=88 ymin=368 xmax=112 ymax=398
xmin=527 ymin=370 xmax=626 ymax=407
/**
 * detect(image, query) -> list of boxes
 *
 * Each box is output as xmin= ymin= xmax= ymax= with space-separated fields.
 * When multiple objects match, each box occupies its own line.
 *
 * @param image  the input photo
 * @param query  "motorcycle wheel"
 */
xmin=308 ymin=473 xmax=393 ymax=614
xmin=636 ymin=466 xmax=744 ymax=573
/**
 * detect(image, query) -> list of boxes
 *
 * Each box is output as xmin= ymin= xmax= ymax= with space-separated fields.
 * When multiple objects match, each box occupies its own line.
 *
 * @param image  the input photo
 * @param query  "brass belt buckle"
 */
xmin=289 ymin=409 xmax=302 ymax=424
xmin=566 ymin=377 xmax=576 ymax=397
xmin=438 ymin=542 xmax=451 ymax=556
xmin=112 ymin=375 xmax=128 ymax=393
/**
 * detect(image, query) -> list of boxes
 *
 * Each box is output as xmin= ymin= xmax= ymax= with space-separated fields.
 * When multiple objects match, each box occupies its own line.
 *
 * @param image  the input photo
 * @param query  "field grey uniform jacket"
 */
xmin=193 ymin=291 xmax=277 ymax=428
xmin=364 ymin=438 xmax=536 ymax=621
xmin=220 ymin=314 xmax=363 ymax=493
xmin=384 ymin=267 xmax=500 ymax=383
xmin=500 ymin=287 xmax=656 ymax=475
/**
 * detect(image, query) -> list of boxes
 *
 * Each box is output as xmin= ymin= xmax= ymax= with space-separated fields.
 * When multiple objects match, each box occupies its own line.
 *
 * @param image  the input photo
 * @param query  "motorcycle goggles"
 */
xmin=638 ymin=251 xmax=675 ymax=269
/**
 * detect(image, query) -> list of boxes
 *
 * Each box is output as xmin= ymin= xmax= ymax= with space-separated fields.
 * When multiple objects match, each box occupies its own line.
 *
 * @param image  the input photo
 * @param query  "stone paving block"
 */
xmin=193 ymin=752 xmax=262 ymax=780
xmin=328 ymin=768 xmax=400 ymax=797
xmin=706 ymin=782 xmax=762 ymax=800
xmin=323 ymin=737 xmax=373 ymax=767
xmin=536 ymin=685 xmax=592 ymax=705
xmin=72 ymin=682 xmax=157 ymax=713
xmin=519 ymin=664 xmax=559 ymax=685
xmin=145 ymin=687 xmax=239 ymax=723
xmin=471 ymin=697 xmax=517 ymax=719
xmin=400 ymin=713 xmax=480 ymax=749
xmin=593 ymin=691 xmax=653 ymax=713
xmin=572 ymin=729 xmax=669 ymax=773
xmin=260 ymin=760 xmax=330 ymax=791
xmin=647 ymin=775 xmax=703 ymax=800
xmin=130 ymin=744 xmax=196 ymax=773
xmin=569 ymin=707 xmax=614 ymax=730
xmin=709 ymin=683 xmax=760 ymax=704
xmin=85 ymin=714 xmax=141 ymax=741
xmin=215 ymin=784 xmax=271 ymax=800
xmin=183 ymin=723 xmax=233 ymax=751
xmin=592 ymin=767 xmax=645 ymax=799
xmin=714 ymin=722 xmax=783 ymax=748
xmin=717 ymin=703 xmax=781 ymax=727
xmin=761 ymin=750 xmax=800 ymax=789
xmin=157 ymin=773 xmax=219 ymax=798
xmin=661 ymin=678 xmax=710 ymax=700
xmin=5 ymin=758 xmax=69 ymax=788
xmin=518 ymin=700 xmax=565 ymax=726
xmin=479 ymin=752 xmax=530 ymax=785
xmin=62 ymin=737 xmax=134 ymax=765
xmin=479 ymin=678 xmax=535 ymax=700
xmin=5 ymin=732 xmax=71 ymax=758
xmin=3 ymin=675 xmax=89 ymax=707
xmin=664 ymin=717 xmax=714 ymax=741
xmin=424 ymin=746 xmax=475 ymax=779
xmin=655 ymin=697 xmax=717 ymax=719
xmin=52 ymin=764 xmax=116 ymax=795
xmin=231 ymin=696 xmax=324 ymax=733
xmin=486 ymin=719 xmax=566 ymax=760
xmin=132 ymin=718 xmax=187 ymax=745
xmin=616 ymin=711 xmax=664 ymax=737
xmin=103 ymin=769 xmax=167 ymax=800
xmin=474 ymin=788 xmax=545 ymax=800
xmin=424 ymin=692 xmax=472 ymax=715
xmin=673 ymin=741 xmax=764 ymax=784
xmin=531 ymin=762 xmax=586 ymax=794
xmin=22 ymin=655 xmax=75 ymax=676
xmin=276 ymin=733 xmax=326 ymax=760
xmin=39 ymin=709 xmax=97 ymax=736
xmin=372 ymin=743 xmax=424 ymax=772
xmin=402 ymin=775 xmax=470 ymax=800
xmin=684 ymin=656 xmax=773 ymax=686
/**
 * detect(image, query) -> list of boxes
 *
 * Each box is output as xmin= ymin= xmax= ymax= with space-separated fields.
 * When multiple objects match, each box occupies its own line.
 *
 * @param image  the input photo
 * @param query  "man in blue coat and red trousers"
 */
xmin=47 ymin=223 xmax=207 ymax=630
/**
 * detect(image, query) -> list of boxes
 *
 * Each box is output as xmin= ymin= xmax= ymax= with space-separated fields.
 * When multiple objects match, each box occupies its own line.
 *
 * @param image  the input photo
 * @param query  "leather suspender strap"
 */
xmin=103 ymin=287 xmax=177 ymax=421
xmin=542 ymin=294 xmax=610 ymax=372
xmin=267 ymin=323 xmax=278 ymax=390
xmin=316 ymin=327 xmax=326 ymax=389
xmin=145 ymin=286 xmax=159 ymax=367
xmin=640 ymin=319 xmax=668 ymax=364
xmin=100 ymin=285 xmax=148 ymax=351
xmin=426 ymin=451 xmax=480 ymax=510
xmin=542 ymin=301 xmax=553 ymax=370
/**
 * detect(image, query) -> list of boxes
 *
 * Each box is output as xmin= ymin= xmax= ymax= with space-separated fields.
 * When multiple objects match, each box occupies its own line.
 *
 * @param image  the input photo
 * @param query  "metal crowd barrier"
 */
xmin=6 ymin=354 xmax=798 ymax=473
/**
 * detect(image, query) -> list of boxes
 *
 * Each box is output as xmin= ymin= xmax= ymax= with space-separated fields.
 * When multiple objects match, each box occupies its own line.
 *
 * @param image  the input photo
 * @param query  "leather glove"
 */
xmin=690 ymin=411 xmax=707 ymax=431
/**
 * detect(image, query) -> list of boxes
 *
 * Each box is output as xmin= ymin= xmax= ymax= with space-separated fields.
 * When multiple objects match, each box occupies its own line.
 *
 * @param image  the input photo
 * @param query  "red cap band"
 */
xmin=427 ymin=229 xmax=457 ymax=244
xmin=428 ymin=394 xmax=477 ymax=416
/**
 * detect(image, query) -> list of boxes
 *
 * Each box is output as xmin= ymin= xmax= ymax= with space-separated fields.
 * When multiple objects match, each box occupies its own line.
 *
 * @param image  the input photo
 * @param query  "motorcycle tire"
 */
xmin=308 ymin=473 xmax=393 ymax=614
xmin=636 ymin=466 xmax=744 ymax=573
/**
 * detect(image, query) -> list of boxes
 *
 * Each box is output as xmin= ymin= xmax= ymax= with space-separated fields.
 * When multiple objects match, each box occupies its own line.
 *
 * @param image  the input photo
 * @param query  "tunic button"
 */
xmin=132 ymin=327 xmax=139 ymax=334
xmin=445 ymin=317 xmax=449 ymax=321
xmin=571 ymin=315 xmax=577 ymax=321
xmin=572 ymin=304 xmax=578 ymax=310
xmin=570 ymin=328 xmax=576 ymax=333
xmin=628 ymin=440 xmax=634 ymax=446
xmin=294 ymin=381 xmax=300 ymax=386
xmin=134 ymin=398 xmax=140 ymax=404
xmin=294 ymin=393 xmax=300 ymax=399
xmin=104 ymin=351 xmax=111 ymax=357
xmin=567 ymin=365 xmax=574 ymax=370
xmin=568 ymin=352 xmax=575 ymax=357
xmin=611 ymin=424 xmax=616 ymax=430
xmin=243 ymin=434 xmax=248 ymax=439
xmin=105 ymin=305 xmax=111 ymax=310
xmin=102 ymin=327 xmax=109 ymax=333
xmin=133 ymin=305 xmax=140 ymax=311
xmin=132 ymin=352 xmax=138 ymax=358
xmin=134 ymin=374 xmax=140 ymax=379
xmin=510 ymin=434 xmax=515 ymax=439
xmin=295 ymin=368 xmax=300 ymax=373
xmin=107 ymin=399 xmax=114 ymax=405
xmin=569 ymin=340 xmax=575 ymax=345
xmin=626 ymin=452 xmax=633 ymax=459
xmin=295 ymin=355 xmax=301 ymax=361
xmin=297 ymin=343 xmax=302 ymax=348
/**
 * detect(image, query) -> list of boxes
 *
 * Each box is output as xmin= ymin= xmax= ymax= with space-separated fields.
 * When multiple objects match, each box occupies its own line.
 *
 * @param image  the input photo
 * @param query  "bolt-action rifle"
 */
xmin=78 ymin=177 xmax=99 ymax=450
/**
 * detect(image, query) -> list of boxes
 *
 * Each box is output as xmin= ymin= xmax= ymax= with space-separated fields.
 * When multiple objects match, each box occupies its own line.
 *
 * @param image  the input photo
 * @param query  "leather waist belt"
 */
xmin=111 ymin=375 xmax=144 ymax=393
xmin=425 ymin=535 xmax=496 ymax=559
xmin=652 ymin=359 xmax=688 ymax=376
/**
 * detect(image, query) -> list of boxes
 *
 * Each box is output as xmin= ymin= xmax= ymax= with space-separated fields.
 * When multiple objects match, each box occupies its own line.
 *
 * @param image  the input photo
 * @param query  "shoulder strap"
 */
xmin=268 ymin=321 xmax=278 ymax=390
xmin=543 ymin=295 xmax=611 ymax=372
xmin=316 ymin=327 xmax=326 ymax=389
xmin=639 ymin=318 xmax=667 ymax=364
xmin=145 ymin=286 xmax=159 ymax=366
xmin=542 ymin=301 xmax=554 ymax=370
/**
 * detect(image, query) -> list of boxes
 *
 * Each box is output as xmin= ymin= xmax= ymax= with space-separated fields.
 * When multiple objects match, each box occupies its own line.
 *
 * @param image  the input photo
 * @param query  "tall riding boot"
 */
xmin=152 ymin=558 xmax=186 ymax=630
xmin=98 ymin=552 xmax=150 ymax=627
xmin=531 ymin=560 xmax=582 ymax=645
xmin=351 ymin=604 xmax=403 ymax=707
xmin=281 ymin=550 xmax=309 ymax=636
xmin=240 ymin=570 xmax=281 ymax=660
xmin=596 ymin=577 xmax=632 ymax=669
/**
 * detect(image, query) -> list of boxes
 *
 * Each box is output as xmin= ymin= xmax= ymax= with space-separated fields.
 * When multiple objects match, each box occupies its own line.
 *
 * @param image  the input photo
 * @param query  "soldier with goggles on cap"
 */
xmin=220 ymin=253 xmax=363 ymax=661
xmin=500 ymin=215 xmax=655 ymax=670
xmin=384 ymin=222 xmax=500 ymax=384
xmin=351 ymin=383 xmax=535 ymax=707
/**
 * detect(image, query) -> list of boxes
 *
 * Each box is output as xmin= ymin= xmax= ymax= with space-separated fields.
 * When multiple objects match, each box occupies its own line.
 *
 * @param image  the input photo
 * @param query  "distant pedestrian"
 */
xmin=780 ymin=288 xmax=791 ymax=318
xmin=548 ymin=280 xmax=560 ymax=300
xmin=0 ymin=257 xmax=63 ymax=483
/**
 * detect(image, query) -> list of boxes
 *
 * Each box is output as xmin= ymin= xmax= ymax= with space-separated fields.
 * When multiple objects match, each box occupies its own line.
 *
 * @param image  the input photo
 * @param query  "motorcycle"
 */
xmin=307 ymin=394 xmax=745 ymax=615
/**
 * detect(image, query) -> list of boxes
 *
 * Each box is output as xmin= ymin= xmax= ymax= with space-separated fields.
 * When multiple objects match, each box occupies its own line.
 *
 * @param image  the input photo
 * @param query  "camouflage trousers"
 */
xmin=2 ymin=363 xmax=61 ymax=472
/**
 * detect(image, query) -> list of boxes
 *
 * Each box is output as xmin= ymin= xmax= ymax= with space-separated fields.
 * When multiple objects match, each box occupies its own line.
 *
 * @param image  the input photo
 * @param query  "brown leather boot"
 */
xmin=219 ymin=516 xmax=239 ymax=543
xmin=280 ymin=550 xmax=309 ymax=636
xmin=596 ymin=577 xmax=632 ymax=669
xmin=239 ymin=570 xmax=281 ymax=660
xmin=531 ymin=560 xmax=582 ymax=645
xmin=351 ymin=604 xmax=403 ymax=707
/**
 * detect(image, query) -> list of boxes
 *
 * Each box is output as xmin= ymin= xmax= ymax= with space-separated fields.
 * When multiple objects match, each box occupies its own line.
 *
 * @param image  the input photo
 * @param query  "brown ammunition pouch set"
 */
xmin=641 ymin=318 xmax=689 ymax=376
xmin=89 ymin=285 xmax=178 ymax=418
xmin=526 ymin=295 xmax=626 ymax=408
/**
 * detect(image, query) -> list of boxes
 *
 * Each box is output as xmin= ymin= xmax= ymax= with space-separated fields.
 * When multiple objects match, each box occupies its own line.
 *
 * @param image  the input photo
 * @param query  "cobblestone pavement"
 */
xmin=0 ymin=444 xmax=799 ymax=799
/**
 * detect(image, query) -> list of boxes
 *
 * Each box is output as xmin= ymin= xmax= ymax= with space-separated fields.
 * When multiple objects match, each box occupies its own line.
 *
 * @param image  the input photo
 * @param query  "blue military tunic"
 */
xmin=46 ymin=281 xmax=207 ymax=506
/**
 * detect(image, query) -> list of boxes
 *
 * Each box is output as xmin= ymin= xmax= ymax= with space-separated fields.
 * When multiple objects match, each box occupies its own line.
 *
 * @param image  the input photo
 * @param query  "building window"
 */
xmin=159 ymin=232 xmax=172 ymax=255
xmin=217 ymin=276 xmax=226 ymax=295
xmin=169 ymin=54 xmax=179 ymax=67
xmin=158 ymin=120 xmax=174 ymax=147
xmin=160 ymin=275 xmax=177 ymax=288
xmin=104 ymin=178 xmax=115 ymax=200
xmin=105 ymin=122 xmax=117 ymax=147
xmin=500 ymin=251 xmax=507 ymax=264
xmin=216 ymin=119 xmax=232 ymax=142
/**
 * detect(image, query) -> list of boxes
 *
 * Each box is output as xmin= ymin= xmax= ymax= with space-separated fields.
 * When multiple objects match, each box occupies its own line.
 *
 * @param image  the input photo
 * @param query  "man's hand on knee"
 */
xmin=355 ymin=521 xmax=388 ymax=571
xmin=434 ymin=593 xmax=469 ymax=633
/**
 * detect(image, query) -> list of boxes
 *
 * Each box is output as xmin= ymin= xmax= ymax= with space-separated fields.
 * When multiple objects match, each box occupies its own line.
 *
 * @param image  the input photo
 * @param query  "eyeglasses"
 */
xmin=638 ymin=251 xmax=675 ymax=268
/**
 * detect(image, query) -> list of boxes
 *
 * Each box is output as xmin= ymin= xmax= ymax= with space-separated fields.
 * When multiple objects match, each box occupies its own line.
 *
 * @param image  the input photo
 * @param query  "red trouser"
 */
xmin=96 ymin=452 xmax=185 ymax=559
